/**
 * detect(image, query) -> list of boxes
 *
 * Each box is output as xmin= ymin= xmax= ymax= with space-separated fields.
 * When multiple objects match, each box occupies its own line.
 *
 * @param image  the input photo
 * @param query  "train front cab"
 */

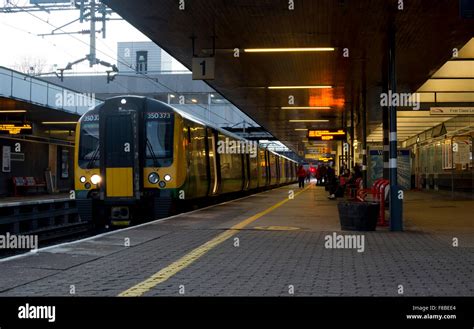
xmin=75 ymin=97 xmax=184 ymax=225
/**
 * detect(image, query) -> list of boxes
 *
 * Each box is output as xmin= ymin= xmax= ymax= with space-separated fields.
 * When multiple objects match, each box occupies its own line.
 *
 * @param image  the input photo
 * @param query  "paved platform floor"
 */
xmin=0 ymin=183 xmax=472 ymax=296
xmin=0 ymin=193 xmax=69 ymax=208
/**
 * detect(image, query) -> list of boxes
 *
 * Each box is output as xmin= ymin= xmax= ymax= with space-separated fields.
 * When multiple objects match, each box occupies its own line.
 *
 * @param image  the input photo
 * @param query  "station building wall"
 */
xmin=0 ymin=138 xmax=74 ymax=197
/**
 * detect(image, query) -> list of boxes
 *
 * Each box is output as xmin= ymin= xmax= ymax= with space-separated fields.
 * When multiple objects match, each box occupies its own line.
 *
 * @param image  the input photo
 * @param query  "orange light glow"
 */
xmin=308 ymin=89 xmax=345 ymax=108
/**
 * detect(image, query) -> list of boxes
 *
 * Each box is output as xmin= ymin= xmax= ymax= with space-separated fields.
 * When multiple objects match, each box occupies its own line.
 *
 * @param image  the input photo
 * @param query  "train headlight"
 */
xmin=80 ymin=176 xmax=86 ymax=183
xmin=164 ymin=174 xmax=171 ymax=182
xmin=159 ymin=181 xmax=166 ymax=188
xmin=84 ymin=182 xmax=91 ymax=190
xmin=148 ymin=172 xmax=159 ymax=184
xmin=91 ymin=174 xmax=102 ymax=185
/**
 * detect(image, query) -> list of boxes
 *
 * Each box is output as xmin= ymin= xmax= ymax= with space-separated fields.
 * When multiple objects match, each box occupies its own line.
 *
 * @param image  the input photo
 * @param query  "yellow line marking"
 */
xmin=118 ymin=185 xmax=310 ymax=296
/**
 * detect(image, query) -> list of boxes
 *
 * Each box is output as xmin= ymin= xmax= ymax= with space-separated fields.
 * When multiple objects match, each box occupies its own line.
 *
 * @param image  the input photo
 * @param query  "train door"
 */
xmin=100 ymin=100 xmax=140 ymax=200
xmin=276 ymin=157 xmax=281 ymax=185
xmin=206 ymin=128 xmax=219 ymax=195
xmin=265 ymin=150 xmax=270 ymax=185
xmin=243 ymin=154 xmax=250 ymax=190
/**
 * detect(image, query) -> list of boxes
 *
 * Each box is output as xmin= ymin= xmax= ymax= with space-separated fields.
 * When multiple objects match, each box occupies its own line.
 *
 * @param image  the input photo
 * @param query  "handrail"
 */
xmin=0 ymin=66 xmax=102 ymax=115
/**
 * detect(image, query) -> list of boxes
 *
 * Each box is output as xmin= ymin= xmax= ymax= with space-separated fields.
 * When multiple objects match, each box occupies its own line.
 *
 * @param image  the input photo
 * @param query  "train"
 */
xmin=74 ymin=96 xmax=298 ymax=226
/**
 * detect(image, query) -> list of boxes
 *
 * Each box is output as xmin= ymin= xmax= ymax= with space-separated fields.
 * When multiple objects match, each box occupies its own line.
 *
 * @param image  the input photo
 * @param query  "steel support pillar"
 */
xmin=388 ymin=25 xmax=403 ymax=231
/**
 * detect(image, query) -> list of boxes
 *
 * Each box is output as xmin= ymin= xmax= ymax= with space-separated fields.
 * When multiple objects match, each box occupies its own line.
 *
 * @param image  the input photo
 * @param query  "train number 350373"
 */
xmin=147 ymin=112 xmax=171 ymax=119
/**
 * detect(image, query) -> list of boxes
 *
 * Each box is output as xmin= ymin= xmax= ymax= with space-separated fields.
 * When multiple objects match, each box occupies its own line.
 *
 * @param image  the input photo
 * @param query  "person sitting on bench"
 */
xmin=328 ymin=169 xmax=350 ymax=200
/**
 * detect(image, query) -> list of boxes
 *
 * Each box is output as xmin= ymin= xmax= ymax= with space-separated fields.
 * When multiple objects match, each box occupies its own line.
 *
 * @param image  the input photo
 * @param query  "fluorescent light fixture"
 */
xmin=46 ymin=130 xmax=74 ymax=134
xmin=169 ymin=94 xmax=175 ymax=98
xmin=289 ymin=119 xmax=329 ymax=123
xmin=0 ymin=110 xmax=27 ymax=113
xmin=282 ymin=106 xmax=331 ymax=110
xmin=268 ymin=85 xmax=332 ymax=90
xmin=294 ymin=128 xmax=309 ymax=131
xmin=244 ymin=47 xmax=335 ymax=53
xmin=191 ymin=99 xmax=198 ymax=103
xmin=42 ymin=121 xmax=77 ymax=124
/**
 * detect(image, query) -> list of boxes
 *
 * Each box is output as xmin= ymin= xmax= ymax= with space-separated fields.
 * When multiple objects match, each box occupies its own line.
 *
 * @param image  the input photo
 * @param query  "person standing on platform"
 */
xmin=297 ymin=165 xmax=307 ymax=188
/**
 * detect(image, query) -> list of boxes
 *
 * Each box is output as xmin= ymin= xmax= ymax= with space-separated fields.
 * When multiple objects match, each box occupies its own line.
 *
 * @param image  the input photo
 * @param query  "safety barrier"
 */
xmin=354 ymin=178 xmax=390 ymax=226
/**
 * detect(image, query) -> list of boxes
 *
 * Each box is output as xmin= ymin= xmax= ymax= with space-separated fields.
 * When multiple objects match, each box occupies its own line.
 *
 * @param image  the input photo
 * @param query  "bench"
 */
xmin=12 ymin=176 xmax=46 ymax=196
xmin=351 ymin=178 xmax=390 ymax=226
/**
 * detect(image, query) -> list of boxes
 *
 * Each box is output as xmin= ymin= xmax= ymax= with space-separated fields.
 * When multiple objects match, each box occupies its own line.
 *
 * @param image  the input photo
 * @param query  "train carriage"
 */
xmin=75 ymin=96 xmax=298 ymax=226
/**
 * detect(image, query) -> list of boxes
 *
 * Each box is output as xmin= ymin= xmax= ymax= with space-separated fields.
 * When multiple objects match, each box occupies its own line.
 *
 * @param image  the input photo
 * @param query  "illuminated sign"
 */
xmin=430 ymin=107 xmax=474 ymax=115
xmin=308 ymin=129 xmax=345 ymax=141
xmin=0 ymin=123 xmax=33 ymax=135
xmin=318 ymin=157 xmax=334 ymax=162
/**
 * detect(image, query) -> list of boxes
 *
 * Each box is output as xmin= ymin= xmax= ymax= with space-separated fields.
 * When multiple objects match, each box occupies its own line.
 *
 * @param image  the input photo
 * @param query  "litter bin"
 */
xmin=337 ymin=200 xmax=379 ymax=231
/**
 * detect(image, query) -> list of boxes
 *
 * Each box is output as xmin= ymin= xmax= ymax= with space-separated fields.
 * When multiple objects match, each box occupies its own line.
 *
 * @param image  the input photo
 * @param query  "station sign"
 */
xmin=430 ymin=107 xmax=474 ymax=116
xmin=318 ymin=156 xmax=334 ymax=162
xmin=192 ymin=57 xmax=215 ymax=80
xmin=308 ymin=129 xmax=345 ymax=141
xmin=305 ymin=146 xmax=329 ymax=154
xmin=0 ymin=122 xmax=33 ymax=135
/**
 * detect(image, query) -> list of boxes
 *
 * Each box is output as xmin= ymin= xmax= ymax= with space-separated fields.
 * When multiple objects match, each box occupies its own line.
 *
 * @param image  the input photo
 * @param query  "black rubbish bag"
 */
xmin=337 ymin=200 xmax=379 ymax=231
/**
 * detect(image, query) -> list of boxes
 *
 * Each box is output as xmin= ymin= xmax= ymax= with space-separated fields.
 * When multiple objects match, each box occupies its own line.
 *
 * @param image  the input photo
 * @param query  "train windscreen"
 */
xmin=145 ymin=112 xmax=174 ymax=167
xmin=78 ymin=121 xmax=99 ymax=169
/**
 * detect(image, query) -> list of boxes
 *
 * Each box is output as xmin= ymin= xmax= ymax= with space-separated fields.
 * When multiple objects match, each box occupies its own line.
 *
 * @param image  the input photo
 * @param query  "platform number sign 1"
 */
xmin=192 ymin=57 xmax=215 ymax=80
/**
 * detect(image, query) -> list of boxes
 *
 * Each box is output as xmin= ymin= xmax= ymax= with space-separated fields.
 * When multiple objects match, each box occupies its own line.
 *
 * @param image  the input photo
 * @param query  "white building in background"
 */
xmin=117 ymin=41 xmax=174 ymax=73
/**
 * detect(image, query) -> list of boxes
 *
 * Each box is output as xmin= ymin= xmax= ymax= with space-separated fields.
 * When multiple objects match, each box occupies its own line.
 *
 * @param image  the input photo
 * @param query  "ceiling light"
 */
xmin=244 ymin=47 xmax=335 ymax=53
xmin=46 ymin=130 xmax=74 ymax=134
xmin=42 ymin=121 xmax=77 ymax=124
xmin=268 ymin=86 xmax=332 ymax=90
xmin=282 ymin=106 xmax=332 ymax=110
xmin=294 ymin=128 xmax=309 ymax=131
xmin=289 ymin=120 xmax=329 ymax=123
xmin=0 ymin=110 xmax=27 ymax=113
xmin=169 ymin=94 xmax=175 ymax=98
xmin=191 ymin=99 xmax=198 ymax=103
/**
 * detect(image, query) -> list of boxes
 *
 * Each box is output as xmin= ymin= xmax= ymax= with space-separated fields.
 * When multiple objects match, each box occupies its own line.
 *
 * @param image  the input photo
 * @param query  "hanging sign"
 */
xmin=308 ymin=129 xmax=345 ymax=141
xmin=0 ymin=123 xmax=33 ymax=135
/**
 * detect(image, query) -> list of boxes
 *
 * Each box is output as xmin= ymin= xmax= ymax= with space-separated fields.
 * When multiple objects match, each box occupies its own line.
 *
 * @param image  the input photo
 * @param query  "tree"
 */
xmin=13 ymin=56 xmax=48 ymax=75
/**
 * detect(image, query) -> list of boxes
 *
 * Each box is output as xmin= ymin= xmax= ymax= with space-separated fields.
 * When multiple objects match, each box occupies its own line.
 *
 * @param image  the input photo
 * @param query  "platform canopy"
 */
xmin=103 ymin=0 xmax=473 ymax=152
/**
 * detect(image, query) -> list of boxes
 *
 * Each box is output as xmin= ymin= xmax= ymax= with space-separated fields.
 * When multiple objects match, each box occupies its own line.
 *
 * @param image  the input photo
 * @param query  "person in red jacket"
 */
xmin=297 ymin=165 xmax=307 ymax=188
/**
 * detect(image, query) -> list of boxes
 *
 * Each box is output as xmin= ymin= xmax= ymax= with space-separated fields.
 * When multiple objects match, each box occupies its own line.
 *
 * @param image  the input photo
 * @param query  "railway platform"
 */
xmin=0 ymin=183 xmax=472 ymax=297
xmin=0 ymin=193 xmax=70 ymax=208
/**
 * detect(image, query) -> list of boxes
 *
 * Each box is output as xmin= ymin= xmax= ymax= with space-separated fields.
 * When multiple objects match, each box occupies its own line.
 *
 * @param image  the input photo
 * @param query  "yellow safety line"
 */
xmin=118 ymin=185 xmax=310 ymax=297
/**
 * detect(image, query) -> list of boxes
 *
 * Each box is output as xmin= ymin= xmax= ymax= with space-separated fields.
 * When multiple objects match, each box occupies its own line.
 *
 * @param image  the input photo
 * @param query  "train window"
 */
xmin=78 ymin=122 xmax=99 ymax=168
xmin=145 ymin=117 xmax=174 ymax=167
